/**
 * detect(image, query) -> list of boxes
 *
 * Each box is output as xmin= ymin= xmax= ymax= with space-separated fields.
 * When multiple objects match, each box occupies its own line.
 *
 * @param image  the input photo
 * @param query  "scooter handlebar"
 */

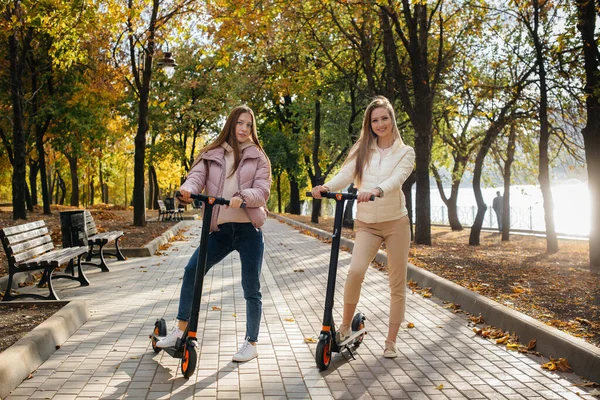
xmin=306 ymin=191 xmax=375 ymax=201
xmin=175 ymin=191 xmax=246 ymax=208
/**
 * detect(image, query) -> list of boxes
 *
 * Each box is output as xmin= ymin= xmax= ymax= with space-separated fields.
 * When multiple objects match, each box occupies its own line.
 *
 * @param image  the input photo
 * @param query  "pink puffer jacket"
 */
xmin=180 ymin=144 xmax=272 ymax=232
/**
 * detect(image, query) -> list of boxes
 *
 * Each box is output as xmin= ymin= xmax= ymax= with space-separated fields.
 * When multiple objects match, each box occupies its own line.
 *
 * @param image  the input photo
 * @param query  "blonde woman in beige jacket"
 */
xmin=311 ymin=96 xmax=415 ymax=358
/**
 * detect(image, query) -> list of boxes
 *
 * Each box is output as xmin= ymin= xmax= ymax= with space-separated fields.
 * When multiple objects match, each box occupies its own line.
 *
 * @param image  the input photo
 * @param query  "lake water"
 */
xmin=302 ymin=181 xmax=590 ymax=237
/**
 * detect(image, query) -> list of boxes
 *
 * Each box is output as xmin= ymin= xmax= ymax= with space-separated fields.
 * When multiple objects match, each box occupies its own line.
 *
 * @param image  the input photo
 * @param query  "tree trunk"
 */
xmin=432 ymin=167 xmax=463 ymax=231
xmin=276 ymin=174 xmax=282 ymax=213
xmin=380 ymin=5 xmax=434 ymax=245
xmin=89 ymin=175 xmax=94 ymax=206
xmin=310 ymin=90 xmax=323 ymax=224
xmin=533 ymin=0 xmax=558 ymax=253
xmin=470 ymin=125 xmax=506 ymax=245
xmin=67 ymin=155 xmax=79 ymax=207
xmin=24 ymin=182 xmax=33 ymax=212
xmin=29 ymin=160 xmax=39 ymax=206
xmin=149 ymin=165 xmax=159 ymax=210
xmin=99 ymin=161 xmax=105 ymax=203
xmin=502 ymin=125 xmax=517 ymax=241
xmin=576 ymin=0 xmax=600 ymax=273
xmin=58 ymin=173 xmax=67 ymax=205
xmin=8 ymin=3 xmax=27 ymax=220
xmin=402 ymin=171 xmax=416 ymax=241
xmin=288 ymin=176 xmax=301 ymax=215
xmin=130 ymin=0 xmax=160 ymax=227
xmin=53 ymin=171 xmax=59 ymax=205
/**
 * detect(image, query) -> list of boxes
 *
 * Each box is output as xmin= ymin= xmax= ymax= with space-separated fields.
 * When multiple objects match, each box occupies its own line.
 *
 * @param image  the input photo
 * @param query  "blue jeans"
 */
xmin=177 ymin=222 xmax=264 ymax=342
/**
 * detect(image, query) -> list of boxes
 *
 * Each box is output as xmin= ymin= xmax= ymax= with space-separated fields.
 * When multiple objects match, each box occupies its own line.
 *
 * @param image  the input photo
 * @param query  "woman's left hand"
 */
xmin=357 ymin=189 xmax=379 ymax=203
xmin=228 ymin=196 xmax=244 ymax=209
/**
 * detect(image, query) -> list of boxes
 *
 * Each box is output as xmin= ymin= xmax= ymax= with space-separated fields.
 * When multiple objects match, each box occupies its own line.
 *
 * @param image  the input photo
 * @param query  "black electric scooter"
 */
xmin=306 ymin=191 xmax=373 ymax=371
xmin=150 ymin=192 xmax=242 ymax=378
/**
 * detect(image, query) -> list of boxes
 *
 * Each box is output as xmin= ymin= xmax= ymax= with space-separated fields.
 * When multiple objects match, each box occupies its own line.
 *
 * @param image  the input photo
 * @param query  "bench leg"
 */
xmin=32 ymin=268 xmax=59 ymax=300
xmin=1 ymin=272 xmax=15 ymax=301
xmin=98 ymin=237 xmax=126 ymax=262
xmin=76 ymin=254 xmax=91 ymax=286
xmin=97 ymin=243 xmax=110 ymax=272
xmin=51 ymin=256 xmax=91 ymax=287
xmin=44 ymin=268 xmax=60 ymax=300
xmin=113 ymin=237 xmax=126 ymax=261
xmin=86 ymin=244 xmax=95 ymax=262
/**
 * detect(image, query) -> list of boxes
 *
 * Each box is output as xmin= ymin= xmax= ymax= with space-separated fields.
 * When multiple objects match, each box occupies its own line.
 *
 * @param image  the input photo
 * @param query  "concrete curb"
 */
xmin=0 ymin=300 xmax=89 ymax=399
xmin=0 ymin=220 xmax=195 ymax=293
xmin=270 ymin=213 xmax=600 ymax=383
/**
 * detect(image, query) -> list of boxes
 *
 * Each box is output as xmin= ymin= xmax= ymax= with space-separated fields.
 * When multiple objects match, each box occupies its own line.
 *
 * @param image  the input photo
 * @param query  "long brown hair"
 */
xmin=191 ymin=105 xmax=267 ymax=175
xmin=345 ymin=96 xmax=403 ymax=186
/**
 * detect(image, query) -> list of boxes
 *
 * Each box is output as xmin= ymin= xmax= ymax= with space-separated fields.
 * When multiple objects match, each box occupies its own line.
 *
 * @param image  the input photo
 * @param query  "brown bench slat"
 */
xmin=12 ymin=242 xmax=55 ymax=264
xmin=40 ymin=247 xmax=88 ymax=267
xmin=2 ymin=227 xmax=50 ymax=245
xmin=19 ymin=246 xmax=87 ymax=268
xmin=0 ymin=220 xmax=46 ymax=237
xmin=8 ymin=235 xmax=53 ymax=255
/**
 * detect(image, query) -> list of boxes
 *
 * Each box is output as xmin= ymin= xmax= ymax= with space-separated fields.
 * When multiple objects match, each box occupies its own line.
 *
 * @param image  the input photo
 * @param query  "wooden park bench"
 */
xmin=83 ymin=211 xmax=126 ymax=272
xmin=164 ymin=197 xmax=184 ymax=221
xmin=0 ymin=220 xmax=89 ymax=301
xmin=157 ymin=199 xmax=174 ymax=221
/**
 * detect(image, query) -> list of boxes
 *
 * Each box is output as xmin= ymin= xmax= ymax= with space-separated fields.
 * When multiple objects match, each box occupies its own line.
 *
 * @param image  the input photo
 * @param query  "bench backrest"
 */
xmin=157 ymin=200 xmax=167 ymax=212
xmin=164 ymin=198 xmax=175 ymax=211
xmin=84 ymin=211 xmax=98 ymax=236
xmin=0 ymin=220 xmax=55 ymax=267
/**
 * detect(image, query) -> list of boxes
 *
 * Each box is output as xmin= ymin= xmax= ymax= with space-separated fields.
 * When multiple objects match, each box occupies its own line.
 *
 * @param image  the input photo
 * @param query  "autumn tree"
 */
xmin=575 ymin=0 xmax=600 ymax=272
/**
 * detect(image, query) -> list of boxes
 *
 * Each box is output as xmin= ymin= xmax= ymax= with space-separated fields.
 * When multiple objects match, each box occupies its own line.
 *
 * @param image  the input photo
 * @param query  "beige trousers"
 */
xmin=344 ymin=216 xmax=410 ymax=326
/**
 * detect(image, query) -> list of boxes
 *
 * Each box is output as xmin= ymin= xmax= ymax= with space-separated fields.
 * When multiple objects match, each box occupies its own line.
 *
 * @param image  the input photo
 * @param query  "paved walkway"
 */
xmin=5 ymin=219 xmax=597 ymax=399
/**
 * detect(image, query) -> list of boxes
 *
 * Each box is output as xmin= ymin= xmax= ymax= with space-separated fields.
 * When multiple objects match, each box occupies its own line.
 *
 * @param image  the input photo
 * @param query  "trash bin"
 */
xmin=60 ymin=210 xmax=88 ymax=248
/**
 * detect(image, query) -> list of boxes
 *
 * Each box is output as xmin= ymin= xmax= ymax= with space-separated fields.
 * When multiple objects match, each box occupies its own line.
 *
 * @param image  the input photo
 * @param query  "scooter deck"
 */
xmin=337 ymin=327 xmax=367 ymax=347
xmin=151 ymin=333 xmax=183 ymax=357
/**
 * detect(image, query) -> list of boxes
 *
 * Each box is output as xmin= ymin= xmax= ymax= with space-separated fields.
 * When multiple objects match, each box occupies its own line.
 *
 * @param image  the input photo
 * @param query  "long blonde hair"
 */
xmin=345 ymin=96 xmax=403 ymax=186
xmin=190 ymin=105 xmax=267 ymax=175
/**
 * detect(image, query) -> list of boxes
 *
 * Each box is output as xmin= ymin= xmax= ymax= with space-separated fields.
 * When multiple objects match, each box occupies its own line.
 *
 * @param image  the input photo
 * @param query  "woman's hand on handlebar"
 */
xmin=228 ymin=196 xmax=244 ymax=209
xmin=311 ymin=185 xmax=329 ymax=199
xmin=357 ymin=189 xmax=379 ymax=203
xmin=178 ymin=189 xmax=192 ymax=204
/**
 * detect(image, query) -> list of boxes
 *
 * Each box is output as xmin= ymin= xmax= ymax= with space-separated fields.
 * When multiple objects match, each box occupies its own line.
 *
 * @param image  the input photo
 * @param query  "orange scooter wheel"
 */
xmin=151 ymin=319 xmax=167 ymax=353
xmin=181 ymin=342 xmax=197 ymax=378
xmin=316 ymin=337 xmax=332 ymax=371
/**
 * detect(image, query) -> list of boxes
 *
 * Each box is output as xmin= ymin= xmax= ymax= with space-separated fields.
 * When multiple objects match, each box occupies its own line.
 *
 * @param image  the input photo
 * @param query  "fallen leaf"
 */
xmin=285 ymin=318 xmax=295 ymax=322
xmin=407 ymin=322 xmax=415 ymax=328
xmin=304 ymin=337 xmax=317 ymax=343
xmin=496 ymin=336 xmax=510 ymax=344
xmin=436 ymin=384 xmax=443 ymax=390
xmin=527 ymin=339 xmax=537 ymax=350
xmin=506 ymin=343 xmax=519 ymax=351
xmin=211 ymin=306 xmax=221 ymax=311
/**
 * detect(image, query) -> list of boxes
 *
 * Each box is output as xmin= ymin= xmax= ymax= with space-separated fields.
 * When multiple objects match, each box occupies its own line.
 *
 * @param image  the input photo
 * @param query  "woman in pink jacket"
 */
xmin=311 ymin=96 xmax=415 ymax=358
xmin=157 ymin=105 xmax=271 ymax=363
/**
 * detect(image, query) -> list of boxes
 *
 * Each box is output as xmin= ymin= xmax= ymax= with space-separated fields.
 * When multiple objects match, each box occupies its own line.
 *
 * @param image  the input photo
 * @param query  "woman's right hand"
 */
xmin=178 ymin=189 xmax=192 ymax=204
xmin=311 ymin=185 xmax=329 ymax=199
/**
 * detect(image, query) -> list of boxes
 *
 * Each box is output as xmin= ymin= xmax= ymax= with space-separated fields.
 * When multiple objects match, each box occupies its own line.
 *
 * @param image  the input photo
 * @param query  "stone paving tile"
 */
xmin=6 ymin=218 xmax=599 ymax=399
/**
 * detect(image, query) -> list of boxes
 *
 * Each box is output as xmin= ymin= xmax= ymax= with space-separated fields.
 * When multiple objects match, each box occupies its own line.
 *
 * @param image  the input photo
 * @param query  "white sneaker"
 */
xmin=232 ymin=339 xmax=258 ymax=362
xmin=156 ymin=326 xmax=183 ymax=348
xmin=383 ymin=341 xmax=398 ymax=358
xmin=336 ymin=324 xmax=351 ymax=343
